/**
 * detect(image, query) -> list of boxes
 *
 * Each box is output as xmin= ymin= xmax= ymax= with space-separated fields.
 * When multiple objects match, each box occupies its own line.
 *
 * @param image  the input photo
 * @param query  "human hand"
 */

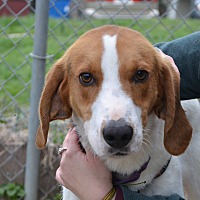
xmin=158 ymin=49 xmax=180 ymax=76
xmin=56 ymin=128 xmax=114 ymax=200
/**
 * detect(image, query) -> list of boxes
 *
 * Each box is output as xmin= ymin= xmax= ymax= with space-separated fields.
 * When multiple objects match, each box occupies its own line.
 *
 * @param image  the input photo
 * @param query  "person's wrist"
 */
xmin=79 ymin=184 xmax=116 ymax=200
xmin=102 ymin=186 xmax=116 ymax=200
xmin=95 ymin=184 xmax=114 ymax=200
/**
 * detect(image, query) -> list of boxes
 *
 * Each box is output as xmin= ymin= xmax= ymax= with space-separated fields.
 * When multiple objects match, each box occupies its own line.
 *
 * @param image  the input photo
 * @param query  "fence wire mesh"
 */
xmin=0 ymin=0 xmax=200 ymax=199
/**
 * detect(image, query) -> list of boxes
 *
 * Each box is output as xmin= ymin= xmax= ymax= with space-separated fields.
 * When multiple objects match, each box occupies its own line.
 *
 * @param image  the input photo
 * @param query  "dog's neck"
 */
xmin=112 ymin=156 xmax=171 ymax=186
xmin=112 ymin=157 xmax=151 ymax=185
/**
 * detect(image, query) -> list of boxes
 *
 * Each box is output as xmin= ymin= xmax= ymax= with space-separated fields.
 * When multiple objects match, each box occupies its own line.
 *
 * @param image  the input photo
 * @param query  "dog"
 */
xmin=36 ymin=25 xmax=200 ymax=200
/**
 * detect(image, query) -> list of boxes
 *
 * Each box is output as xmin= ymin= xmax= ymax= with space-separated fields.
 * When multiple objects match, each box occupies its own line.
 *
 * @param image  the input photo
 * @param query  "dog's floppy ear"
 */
xmin=154 ymin=53 xmax=192 ymax=156
xmin=36 ymin=57 xmax=72 ymax=149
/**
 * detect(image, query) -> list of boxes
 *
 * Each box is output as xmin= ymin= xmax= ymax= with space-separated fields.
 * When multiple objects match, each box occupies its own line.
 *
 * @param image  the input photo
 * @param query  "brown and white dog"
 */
xmin=36 ymin=25 xmax=200 ymax=200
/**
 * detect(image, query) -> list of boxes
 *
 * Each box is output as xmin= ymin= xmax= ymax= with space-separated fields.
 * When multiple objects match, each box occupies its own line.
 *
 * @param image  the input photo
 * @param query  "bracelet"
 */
xmin=102 ymin=187 xmax=116 ymax=200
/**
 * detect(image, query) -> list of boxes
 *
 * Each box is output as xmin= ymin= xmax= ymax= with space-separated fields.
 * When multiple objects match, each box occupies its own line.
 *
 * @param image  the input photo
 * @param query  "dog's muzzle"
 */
xmin=103 ymin=118 xmax=133 ymax=149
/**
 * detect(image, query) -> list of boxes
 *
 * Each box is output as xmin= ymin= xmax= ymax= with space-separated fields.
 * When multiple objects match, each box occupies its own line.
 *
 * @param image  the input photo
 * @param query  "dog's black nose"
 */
xmin=103 ymin=119 xmax=133 ymax=149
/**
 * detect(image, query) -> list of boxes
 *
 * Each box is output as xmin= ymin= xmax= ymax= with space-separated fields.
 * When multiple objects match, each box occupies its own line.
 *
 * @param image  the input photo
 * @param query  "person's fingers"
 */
xmin=158 ymin=49 xmax=180 ymax=75
xmin=62 ymin=127 xmax=82 ymax=156
xmin=55 ymin=167 xmax=64 ymax=186
xmin=63 ymin=127 xmax=75 ymax=145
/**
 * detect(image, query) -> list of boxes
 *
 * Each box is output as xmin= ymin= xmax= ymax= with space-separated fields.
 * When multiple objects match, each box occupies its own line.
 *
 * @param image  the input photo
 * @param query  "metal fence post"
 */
xmin=24 ymin=0 xmax=49 ymax=200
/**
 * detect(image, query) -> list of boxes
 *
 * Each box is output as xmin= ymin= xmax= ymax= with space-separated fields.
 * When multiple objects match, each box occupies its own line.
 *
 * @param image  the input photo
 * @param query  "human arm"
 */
xmin=154 ymin=32 xmax=200 ymax=100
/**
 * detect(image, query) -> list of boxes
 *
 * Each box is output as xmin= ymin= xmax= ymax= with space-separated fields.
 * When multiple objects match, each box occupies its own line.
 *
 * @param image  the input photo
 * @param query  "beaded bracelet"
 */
xmin=102 ymin=187 xmax=116 ymax=200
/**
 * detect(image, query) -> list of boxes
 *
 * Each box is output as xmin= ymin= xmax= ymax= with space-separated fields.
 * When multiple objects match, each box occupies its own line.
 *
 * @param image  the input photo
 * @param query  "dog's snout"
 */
xmin=103 ymin=119 xmax=133 ymax=149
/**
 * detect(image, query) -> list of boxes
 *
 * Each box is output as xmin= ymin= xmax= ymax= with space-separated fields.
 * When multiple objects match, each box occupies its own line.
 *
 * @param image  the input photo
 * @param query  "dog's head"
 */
xmin=36 ymin=25 xmax=192 ymax=158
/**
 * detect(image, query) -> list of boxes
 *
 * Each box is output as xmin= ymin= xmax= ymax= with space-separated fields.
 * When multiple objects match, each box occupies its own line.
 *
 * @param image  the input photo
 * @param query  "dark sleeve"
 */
xmin=154 ymin=32 xmax=200 ymax=100
xmin=115 ymin=186 xmax=185 ymax=200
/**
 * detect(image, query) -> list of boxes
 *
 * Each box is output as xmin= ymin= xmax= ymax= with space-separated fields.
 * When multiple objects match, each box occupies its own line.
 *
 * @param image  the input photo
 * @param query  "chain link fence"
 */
xmin=0 ymin=0 xmax=200 ymax=199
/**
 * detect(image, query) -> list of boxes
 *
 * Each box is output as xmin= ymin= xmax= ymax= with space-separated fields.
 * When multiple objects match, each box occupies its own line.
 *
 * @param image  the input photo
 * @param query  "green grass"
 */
xmin=0 ymin=15 xmax=199 ymax=114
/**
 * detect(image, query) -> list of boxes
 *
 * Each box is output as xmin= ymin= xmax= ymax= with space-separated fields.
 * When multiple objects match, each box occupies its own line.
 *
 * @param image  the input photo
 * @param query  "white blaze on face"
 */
xmin=84 ymin=35 xmax=143 ymax=158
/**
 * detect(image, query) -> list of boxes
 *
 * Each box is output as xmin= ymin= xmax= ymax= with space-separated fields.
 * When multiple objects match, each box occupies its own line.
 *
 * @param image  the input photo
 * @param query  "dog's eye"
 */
xmin=134 ymin=70 xmax=149 ymax=83
xmin=79 ymin=73 xmax=94 ymax=86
